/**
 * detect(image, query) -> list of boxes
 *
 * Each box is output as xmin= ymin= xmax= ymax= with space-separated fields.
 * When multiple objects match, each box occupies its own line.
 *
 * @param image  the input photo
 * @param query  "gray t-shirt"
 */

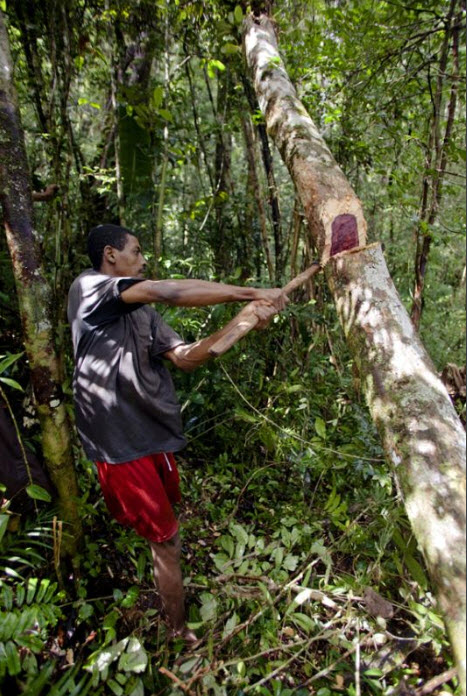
xmin=67 ymin=270 xmax=186 ymax=463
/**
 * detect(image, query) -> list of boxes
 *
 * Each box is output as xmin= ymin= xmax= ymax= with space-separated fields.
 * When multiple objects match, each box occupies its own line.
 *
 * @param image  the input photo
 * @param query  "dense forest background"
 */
xmin=0 ymin=0 xmax=465 ymax=695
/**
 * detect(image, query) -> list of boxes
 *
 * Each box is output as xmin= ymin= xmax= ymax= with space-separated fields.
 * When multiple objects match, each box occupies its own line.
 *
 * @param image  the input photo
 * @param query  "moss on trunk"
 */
xmin=1 ymin=10 xmax=82 ymax=555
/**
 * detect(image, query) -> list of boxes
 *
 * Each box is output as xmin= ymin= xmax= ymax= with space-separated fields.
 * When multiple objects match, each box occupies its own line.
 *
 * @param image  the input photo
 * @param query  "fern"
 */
xmin=0 ymin=577 xmax=65 ymax=680
xmin=0 ymin=509 xmax=54 ymax=579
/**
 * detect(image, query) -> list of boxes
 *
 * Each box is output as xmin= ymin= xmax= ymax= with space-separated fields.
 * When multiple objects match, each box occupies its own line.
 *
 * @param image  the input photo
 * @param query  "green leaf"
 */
xmin=291 ymin=612 xmax=315 ymax=633
xmin=108 ymin=678 xmax=124 ymax=696
xmin=86 ymin=638 xmax=128 ymax=673
xmin=0 ymin=514 xmax=9 ymax=544
xmin=286 ymin=384 xmax=303 ymax=393
xmin=236 ymin=661 xmax=246 ymax=678
xmin=259 ymin=425 xmax=276 ymax=451
xmin=230 ymin=523 xmax=249 ymax=546
xmin=20 ymin=659 xmax=55 ymax=696
xmin=26 ymin=485 xmax=52 ymax=503
xmin=16 ymin=634 xmax=44 ymax=652
xmin=0 ymin=377 xmax=23 ymax=391
xmin=5 ymin=640 xmax=21 ymax=676
xmin=234 ymin=5 xmax=243 ymax=24
xmin=16 ymin=607 xmax=36 ymax=635
xmin=273 ymin=546 xmax=284 ymax=567
xmin=221 ymin=43 xmax=239 ymax=55
xmin=35 ymin=579 xmax=50 ymax=604
xmin=207 ymin=59 xmax=226 ymax=79
xmin=199 ymin=593 xmax=217 ymax=622
xmin=26 ymin=578 xmax=38 ymax=604
xmin=4 ymin=567 xmax=22 ymax=579
xmin=0 ymin=352 xmax=23 ymax=375
xmin=404 ymin=553 xmax=428 ymax=589
xmin=2 ymin=585 xmax=14 ymax=610
xmin=121 ymin=586 xmax=139 ymax=608
xmin=44 ymin=582 xmax=59 ymax=604
xmin=0 ymin=613 xmax=19 ymax=641
xmin=314 ymin=417 xmax=326 ymax=439
xmin=222 ymin=612 xmax=239 ymax=639
xmin=212 ymin=553 xmax=229 ymax=571
xmin=127 ymin=678 xmax=144 ymax=696
xmin=78 ymin=603 xmax=94 ymax=621
xmin=219 ymin=535 xmax=235 ymax=557
xmin=283 ymin=554 xmax=299 ymax=571
xmin=152 ymin=86 xmax=164 ymax=108
xmin=268 ymin=56 xmax=281 ymax=66
xmin=158 ymin=108 xmax=172 ymax=122
xmin=136 ymin=552 xmax=146 ymax=581
xmin=234 ymin=408 xmax=257 ymax=424
xmin=178 ymin=656 xmax=199 ymax=674
xmin=21 ymin=651 xmax=38 ymax=677
xmin=117 ymin=638 xmax=148 ymax=673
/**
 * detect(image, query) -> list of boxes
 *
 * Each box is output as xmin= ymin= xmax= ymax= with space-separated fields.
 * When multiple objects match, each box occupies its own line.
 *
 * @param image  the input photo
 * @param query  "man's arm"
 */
xmin=163 ymin=301 xmax=277 ymax=372
xmin=120 ymin=279 xmax=288 ymax=311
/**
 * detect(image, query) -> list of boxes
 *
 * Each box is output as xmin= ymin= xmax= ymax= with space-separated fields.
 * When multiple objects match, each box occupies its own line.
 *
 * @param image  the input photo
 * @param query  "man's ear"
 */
xmin=103 ymin=245 xmax=116 ymax=265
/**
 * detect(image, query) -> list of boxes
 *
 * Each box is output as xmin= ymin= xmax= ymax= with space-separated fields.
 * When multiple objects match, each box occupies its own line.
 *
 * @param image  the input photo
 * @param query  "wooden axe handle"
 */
xmin=208 ymin=262 xmax=321 ymax=358
xmin=282 ymin=262 xmax=321 ymax=294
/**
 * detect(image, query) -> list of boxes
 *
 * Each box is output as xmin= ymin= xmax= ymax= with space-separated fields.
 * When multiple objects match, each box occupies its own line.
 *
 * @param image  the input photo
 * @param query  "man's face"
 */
xmin=108 ymin=234 xmax=147 ymax=277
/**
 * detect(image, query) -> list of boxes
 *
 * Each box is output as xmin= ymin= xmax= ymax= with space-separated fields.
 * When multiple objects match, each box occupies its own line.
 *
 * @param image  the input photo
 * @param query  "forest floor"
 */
xmin=1 ymin=337 xmax=463 ymax=695
xmin=6 ymin=442 xmax=455 ymax=696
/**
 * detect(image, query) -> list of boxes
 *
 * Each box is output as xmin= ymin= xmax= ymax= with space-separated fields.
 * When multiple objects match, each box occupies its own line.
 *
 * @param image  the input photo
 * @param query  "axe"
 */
xmin=209 ymin=262 xmax=321 ymax=357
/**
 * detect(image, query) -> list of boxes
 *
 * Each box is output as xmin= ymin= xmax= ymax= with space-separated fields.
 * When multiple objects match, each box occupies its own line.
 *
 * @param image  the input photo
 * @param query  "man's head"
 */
xmin=87 ymin=224 xmax=147 ymax=277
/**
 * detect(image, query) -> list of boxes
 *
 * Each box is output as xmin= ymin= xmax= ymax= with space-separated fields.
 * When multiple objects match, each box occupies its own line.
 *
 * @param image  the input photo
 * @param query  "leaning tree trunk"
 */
xmin=243 ymin=14 xmax=466 ymax=691
xmin=0 ymin=10 xmax=82 ymax=553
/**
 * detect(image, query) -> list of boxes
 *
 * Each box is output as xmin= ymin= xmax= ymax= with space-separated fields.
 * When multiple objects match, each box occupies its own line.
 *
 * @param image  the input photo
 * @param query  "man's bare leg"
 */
xmin=150 ymin=532 xmax=197 ymax=643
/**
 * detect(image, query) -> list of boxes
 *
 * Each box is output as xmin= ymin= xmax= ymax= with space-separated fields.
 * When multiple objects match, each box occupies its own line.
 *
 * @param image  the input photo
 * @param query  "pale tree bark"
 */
xmin=243 ymin=14 xmax=466 ymax=691
xmin=0 ymin=10 xmax=82 ymax=553
xmin=241 ymin=114 xmax=274 ymax=283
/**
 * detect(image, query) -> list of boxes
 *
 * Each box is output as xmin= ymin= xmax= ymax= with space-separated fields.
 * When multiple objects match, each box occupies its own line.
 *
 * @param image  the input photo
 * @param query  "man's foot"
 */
xmin=168 ymin=626 xmax=199 ymax=645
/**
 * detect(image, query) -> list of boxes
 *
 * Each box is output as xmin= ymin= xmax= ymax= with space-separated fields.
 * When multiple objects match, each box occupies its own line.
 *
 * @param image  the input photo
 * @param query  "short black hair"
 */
xmin=87 ymin=224 xmax=135 ymax=270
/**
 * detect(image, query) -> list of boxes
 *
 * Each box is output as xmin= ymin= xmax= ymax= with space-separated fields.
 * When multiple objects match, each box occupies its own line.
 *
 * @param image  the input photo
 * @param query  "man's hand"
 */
xmin=253 ymin=288 xmax=289 ymax=311
xmin=165 ymin=300 xmax=281 ymax=371
xmin=235 ymin=300 xmax=278 ymax=331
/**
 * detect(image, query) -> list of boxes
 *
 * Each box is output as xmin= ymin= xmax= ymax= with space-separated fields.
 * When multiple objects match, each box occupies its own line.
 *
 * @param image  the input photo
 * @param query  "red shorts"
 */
xmin=96 ymin=453 xmax=181 ymax=543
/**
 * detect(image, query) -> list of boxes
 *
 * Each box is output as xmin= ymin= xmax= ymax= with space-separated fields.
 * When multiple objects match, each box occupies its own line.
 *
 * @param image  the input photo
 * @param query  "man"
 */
xmin=67 ymin=223 xmax=287 ymax=643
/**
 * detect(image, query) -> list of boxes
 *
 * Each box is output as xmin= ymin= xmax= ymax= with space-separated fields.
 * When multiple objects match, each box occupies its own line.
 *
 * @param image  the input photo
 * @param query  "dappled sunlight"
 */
xmin=331 ymin=246 xmax=465 ymax=575
xmin=335 ymin=253 xmax=464 ymax=405
xmin=1 ymin=1 xmax=465 ymax=693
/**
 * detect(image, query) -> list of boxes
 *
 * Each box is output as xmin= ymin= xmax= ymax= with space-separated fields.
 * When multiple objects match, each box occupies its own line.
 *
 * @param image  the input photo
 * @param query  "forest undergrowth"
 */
xmin=0 ymin=300 xmax=460 ymax=696
xmin=0 ymin=0 xmax=465 ymax=693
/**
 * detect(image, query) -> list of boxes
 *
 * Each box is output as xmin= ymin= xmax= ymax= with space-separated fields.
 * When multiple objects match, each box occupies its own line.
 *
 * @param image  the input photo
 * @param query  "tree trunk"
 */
xmin=242 ymin=73 xmax=283 ymax=282
xmin=0 ymin=10 xmax=82 ymax=553
xmin=411 ymin=0 xmax=460 ymax=329
xmin=212 ymin=72 xmax=233 ymax=275
xmin=241 ymin=114 xmax=274 ymax=283
xmin=243 ymin=14 xmax=466 ymax=690
xmin=153 ymin=0 xmax=171 ymax=273
xmin=113 ymin=21 xmax=156 ymax=212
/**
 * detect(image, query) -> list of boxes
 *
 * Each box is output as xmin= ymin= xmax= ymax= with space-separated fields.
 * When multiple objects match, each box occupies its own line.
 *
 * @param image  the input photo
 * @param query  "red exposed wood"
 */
xmin=330 ymin=214 xmax=359 ymax=256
